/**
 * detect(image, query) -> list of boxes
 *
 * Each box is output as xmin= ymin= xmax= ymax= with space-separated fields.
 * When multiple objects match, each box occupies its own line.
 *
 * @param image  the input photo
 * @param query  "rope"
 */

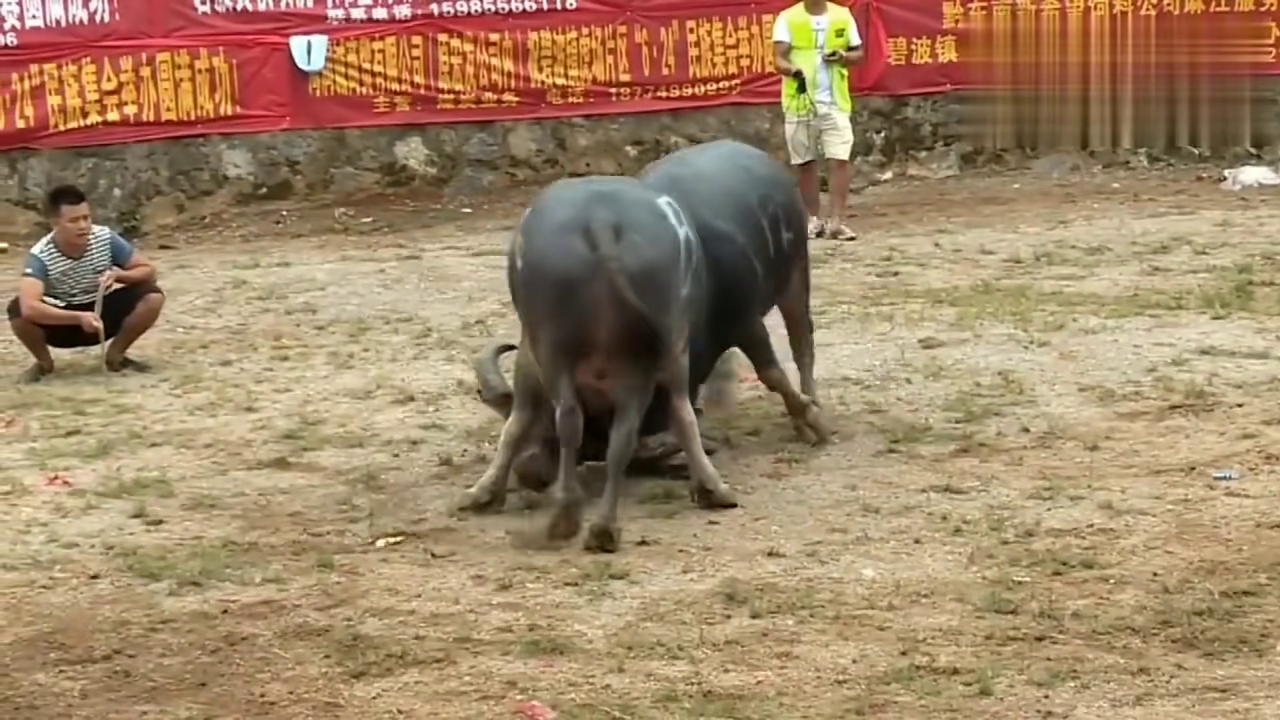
xmin=93 ymin=280 xmax=106 ymax=372
xmin=784 ymin=71 xmax=821 ymax=162
xmin=785 ymin=70 xmax=823 ymax=235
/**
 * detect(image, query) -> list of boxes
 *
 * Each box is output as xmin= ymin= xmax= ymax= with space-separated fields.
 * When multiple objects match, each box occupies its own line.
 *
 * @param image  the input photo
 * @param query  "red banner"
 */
xmin=0 ymin=42 xmax=287 ymax=147
xmin=0 ymin=0 xmax=1277 ymax=149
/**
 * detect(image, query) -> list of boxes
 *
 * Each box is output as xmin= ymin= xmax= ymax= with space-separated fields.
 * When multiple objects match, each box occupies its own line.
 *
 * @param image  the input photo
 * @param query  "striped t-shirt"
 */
xmin=22 ymin=225 xmax=135 ymax=306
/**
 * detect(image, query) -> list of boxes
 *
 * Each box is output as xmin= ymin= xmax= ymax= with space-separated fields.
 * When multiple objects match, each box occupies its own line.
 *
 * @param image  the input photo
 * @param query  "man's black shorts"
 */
xmin=6 ymin=283 xmax=164 ymax=349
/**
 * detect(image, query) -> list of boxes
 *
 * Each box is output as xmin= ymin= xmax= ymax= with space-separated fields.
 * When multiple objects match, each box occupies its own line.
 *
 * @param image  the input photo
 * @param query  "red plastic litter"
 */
xmin=515 ymin=701 xmax=556 ymax=720
xmin=44 ymin=472 xmax=73 ymax=488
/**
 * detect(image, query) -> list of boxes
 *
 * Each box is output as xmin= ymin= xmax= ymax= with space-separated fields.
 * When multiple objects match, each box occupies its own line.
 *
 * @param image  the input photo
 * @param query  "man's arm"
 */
xmin=839 ymin=21 xmax=865 ymax=65
xmin=17 ymin=257 xmax=81 ymax=326
xmin=109 ymin=232 xmax=157 ymax=285
xmin=772 ymin=18 xmax=798 ymax=76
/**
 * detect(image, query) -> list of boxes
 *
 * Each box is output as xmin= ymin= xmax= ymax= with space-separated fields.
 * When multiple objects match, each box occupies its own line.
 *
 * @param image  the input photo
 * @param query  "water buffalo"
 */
xmin=639 ymin=139 xmax=831 ymax=444
xmin=468 ymin=140 xmax=832 ymax=494
xmin=455 ymin=175 xmax=740 ymax=553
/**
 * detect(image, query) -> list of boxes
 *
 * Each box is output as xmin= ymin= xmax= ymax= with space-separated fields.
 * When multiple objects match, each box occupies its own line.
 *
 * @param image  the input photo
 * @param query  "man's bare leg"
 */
xmin=825 ymin=159 xmax=856 ymax=241
xmin=796 ymin=160 xmax=821 ymax=216
xmin=795 ymin=161 xmax=824 ymax=237
xmin=105 ymin=293 xmax=164 ymax=371
xmin=9 ymin=317 xmax=54 ymax=382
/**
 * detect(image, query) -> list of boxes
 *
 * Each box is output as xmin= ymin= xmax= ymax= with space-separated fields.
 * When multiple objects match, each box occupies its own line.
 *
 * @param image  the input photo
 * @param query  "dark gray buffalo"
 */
xmin=456 ymin=175 xmax=739 ymax=552
xmin=639 ymin=140 xmax=832 ymax=442
xmin=468 ymin=140 xmax=832 ymax=498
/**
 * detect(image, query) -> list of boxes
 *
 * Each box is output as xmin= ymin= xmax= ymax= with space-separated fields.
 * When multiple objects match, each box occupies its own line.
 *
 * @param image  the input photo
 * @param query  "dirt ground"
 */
xmin=1 ymin=167 xmax=1277 ymax=719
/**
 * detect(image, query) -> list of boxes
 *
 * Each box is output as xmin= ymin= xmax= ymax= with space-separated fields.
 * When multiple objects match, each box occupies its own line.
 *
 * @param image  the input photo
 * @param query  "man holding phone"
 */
xmin=772 ymin=0 xmax=864 ymax=241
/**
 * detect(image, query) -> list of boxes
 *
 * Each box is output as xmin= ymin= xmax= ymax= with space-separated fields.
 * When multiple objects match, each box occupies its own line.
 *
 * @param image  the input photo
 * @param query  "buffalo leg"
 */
xmin=455 ymin=396 xmax=540 ymax=514
xmin=738 ymin=320 xmax=833 ymax=445
xmin=776 ymin=252 xmax=820 ymax=401
xmin=544 ymin=378 xmax=587 ymax=542
xmin=584 ymin=377 xmax=655 ymax=553
xmin=666 ymin=351 xmax=739 ymax=509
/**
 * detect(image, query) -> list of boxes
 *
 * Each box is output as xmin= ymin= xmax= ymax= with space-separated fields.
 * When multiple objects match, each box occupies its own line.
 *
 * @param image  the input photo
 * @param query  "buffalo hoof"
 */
xmin=545 ymin=502 xmax=584 ymax=542
xmin=797 ymin=398 xmax=834 ymax=446
xmin=628 ymin=455 xmax=688 ymax=479
xmin=637 ymin=431 xmax=721 ymax=462
xmin=454 ymin=486 xmax=507 ymax=514
xmin=635 ymin=432 xmax=682 ymax=462
xmin=692 ymin=484 xmax=739 ymax=510
xmin=583 ymin=522 xmax=621 ymax=553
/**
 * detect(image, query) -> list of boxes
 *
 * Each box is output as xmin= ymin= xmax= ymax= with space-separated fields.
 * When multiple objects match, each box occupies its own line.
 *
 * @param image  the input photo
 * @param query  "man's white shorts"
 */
xmin=784 ymin=104 xmax=854 ymax=165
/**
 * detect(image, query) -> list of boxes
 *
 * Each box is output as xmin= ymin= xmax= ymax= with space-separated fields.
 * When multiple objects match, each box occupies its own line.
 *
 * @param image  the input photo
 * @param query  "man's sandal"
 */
xmin=16 ymin=363 xmax=51 ymax=384
xmin=106 ymin=356 xmax=152 ymax=373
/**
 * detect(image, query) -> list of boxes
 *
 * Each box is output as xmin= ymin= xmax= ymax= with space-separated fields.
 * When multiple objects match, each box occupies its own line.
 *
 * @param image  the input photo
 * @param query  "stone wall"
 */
xmin=0 ymin=96 xmax=963 ymax=237
xmin=1 ymin=87 xmax=1275 ymax=238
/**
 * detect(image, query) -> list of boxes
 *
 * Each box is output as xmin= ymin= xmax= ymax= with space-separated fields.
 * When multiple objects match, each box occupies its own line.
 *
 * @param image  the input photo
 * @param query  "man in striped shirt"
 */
xmin=6 ymin=185 xmax=166 ymax=383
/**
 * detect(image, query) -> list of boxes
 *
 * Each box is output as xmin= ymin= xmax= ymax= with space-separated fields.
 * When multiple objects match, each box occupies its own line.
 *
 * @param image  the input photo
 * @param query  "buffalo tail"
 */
xmin=582 ymin=216 xmax=663 ymax=348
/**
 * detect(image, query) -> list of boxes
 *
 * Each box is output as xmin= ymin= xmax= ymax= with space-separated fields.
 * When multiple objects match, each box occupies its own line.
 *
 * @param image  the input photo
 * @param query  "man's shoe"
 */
xmin=807 ymin=217 xmax=826 ymax=238
xmin=826 ymin=222 xmax=858 ymax=241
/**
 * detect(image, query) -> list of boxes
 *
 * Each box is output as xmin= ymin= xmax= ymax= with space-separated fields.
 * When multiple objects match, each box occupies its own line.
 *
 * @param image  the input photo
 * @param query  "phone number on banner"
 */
xmin=427 ymin=0 xmax=579 ymax=17
xmin=608 ymin=79 xmax=743 ymax=102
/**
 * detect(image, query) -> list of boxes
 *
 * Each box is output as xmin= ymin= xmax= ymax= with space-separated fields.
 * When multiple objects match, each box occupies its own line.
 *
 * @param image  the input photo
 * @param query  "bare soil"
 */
xmin=1 ymin=168 xmax=1277 ymax=720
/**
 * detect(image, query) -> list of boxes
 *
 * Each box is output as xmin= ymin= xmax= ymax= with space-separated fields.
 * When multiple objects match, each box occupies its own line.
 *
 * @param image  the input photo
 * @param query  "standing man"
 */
xmin=6 ymin=185 xmax=165 ymax=383
xmin=773 ymin=0 xmax=864 ymax=241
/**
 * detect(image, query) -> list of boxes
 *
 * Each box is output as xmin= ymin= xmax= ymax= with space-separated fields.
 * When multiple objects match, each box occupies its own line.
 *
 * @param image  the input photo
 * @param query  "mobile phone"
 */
xmin=824 ymin=49 xmax=843 ymax=61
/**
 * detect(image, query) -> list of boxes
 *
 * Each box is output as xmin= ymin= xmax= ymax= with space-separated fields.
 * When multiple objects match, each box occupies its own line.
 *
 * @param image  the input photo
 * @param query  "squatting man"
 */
xmin=772 ymin=0 xmax=864 ymax=241
xmin=6 ymin=184 xmax=165 ymax=383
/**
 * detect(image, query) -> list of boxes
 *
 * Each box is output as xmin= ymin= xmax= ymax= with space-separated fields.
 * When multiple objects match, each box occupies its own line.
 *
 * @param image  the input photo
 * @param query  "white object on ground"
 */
xmin=1220 ymin=165 xmax=1280 ymax=190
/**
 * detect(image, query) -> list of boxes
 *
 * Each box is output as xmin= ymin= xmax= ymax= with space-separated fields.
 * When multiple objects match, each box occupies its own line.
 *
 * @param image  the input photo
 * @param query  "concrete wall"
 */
xmin=0 ymin=97 xmax=964 ymax=238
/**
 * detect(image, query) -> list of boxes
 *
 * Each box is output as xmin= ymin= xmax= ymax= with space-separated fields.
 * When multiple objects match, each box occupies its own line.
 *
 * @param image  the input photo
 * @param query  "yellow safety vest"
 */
xmin=779 ymin=2 xmax=856 ymax=114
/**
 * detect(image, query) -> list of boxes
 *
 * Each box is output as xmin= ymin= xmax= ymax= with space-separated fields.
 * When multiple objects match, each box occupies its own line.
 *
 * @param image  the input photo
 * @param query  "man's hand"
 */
xmin=77 ymin=312 xmax=102 ymax=335
xmin=791 ymin=68 xmax=807 ymax=95
xmin=107 ymin=251 xmax=158 ymax=287
xmin=824 ymin=47 xmax=864 ymax=66
xmin=99 ymin=268 xmax=119 ymax=289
